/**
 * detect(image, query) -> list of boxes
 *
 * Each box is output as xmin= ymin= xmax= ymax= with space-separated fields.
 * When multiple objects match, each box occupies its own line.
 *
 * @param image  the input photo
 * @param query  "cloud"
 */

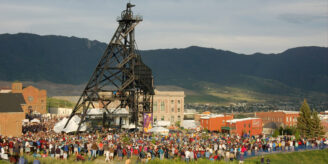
xmin=0 ymin=0 xmax=327 ymax=53
xmin=278 ymin=13 xmax=328 ymax=24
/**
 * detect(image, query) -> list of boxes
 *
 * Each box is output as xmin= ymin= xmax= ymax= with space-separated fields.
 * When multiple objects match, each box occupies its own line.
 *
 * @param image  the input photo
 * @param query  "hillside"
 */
xmin=0 ymin=33 xmax=327 ymax=105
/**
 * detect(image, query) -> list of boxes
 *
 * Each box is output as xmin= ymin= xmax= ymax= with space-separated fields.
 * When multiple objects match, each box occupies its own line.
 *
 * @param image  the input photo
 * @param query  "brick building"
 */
xmin=200 ymin=114 xmax=233 ymax=131
xmin=152 ymin=89 xmax=185 ymax=125
xmin=96 ymin=87 xmax=185 ymax=126
xmin=226 ymin=118 xmax=263 ymax=136
xmin=12 ymin=82 xmax=47 ymax=114
xmin=0 ymin=93 xmax=26 ymax=137
xmin=255 ymin=110 xmax=299 ymax=127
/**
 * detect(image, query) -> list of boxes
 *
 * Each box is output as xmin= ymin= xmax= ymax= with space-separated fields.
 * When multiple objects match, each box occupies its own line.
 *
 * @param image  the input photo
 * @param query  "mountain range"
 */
xmin=0 ymin=33 xmax=327 ymax=105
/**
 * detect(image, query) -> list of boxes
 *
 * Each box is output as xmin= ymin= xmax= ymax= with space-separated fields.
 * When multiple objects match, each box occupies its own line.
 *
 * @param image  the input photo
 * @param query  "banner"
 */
xmin=252 ymin=119 xmax=261 ymax=127
xmin=143 ymin=113 xmax=153 ymax=132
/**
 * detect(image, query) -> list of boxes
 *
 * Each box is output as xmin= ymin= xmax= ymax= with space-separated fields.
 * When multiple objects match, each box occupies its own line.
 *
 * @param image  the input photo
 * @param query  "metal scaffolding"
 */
xmin=64 ymin=3 xmax=154 ymax=132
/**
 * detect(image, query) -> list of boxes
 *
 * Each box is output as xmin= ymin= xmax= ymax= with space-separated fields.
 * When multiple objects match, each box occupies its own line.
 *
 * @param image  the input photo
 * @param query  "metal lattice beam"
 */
xmin=64 ymin=3 xmax=154 ymax=132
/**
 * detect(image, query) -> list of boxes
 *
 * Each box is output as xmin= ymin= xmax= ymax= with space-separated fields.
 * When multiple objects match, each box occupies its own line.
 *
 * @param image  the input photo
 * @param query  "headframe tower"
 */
xmin=64 ymin=3 xmax=154 ymax=131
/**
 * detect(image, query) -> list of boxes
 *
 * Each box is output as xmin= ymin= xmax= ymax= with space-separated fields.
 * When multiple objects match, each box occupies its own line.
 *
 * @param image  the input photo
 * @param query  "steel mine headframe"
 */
xmin=64 ymin=3 xmax=154 ymax=132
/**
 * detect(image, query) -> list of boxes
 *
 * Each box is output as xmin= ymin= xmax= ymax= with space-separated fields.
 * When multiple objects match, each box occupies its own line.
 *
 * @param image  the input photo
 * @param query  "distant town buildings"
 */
xmin=198 ymin=111 xmax=263 ymax=136
xmin=255 ymin=110 xmax=299 ymax=127
xmin=0 ymin=93 xmax=26 ymax=137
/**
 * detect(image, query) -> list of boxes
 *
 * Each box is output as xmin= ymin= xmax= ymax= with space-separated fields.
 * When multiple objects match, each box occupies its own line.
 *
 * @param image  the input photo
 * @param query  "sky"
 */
xmin=0 ymin=0 xmax=327 ymax=54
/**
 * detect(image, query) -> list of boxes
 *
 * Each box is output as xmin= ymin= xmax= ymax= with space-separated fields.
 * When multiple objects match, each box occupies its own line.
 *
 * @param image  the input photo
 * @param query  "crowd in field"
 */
xmin=0 ymin=117 xmax=328 ymax=163
xmin=1 ymin=130 xmax=327 ymax=163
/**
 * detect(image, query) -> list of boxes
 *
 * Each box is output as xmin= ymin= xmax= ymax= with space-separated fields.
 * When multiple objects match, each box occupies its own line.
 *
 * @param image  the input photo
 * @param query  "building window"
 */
xmin=178 ymin=108 xmax=180 ymax=112
xmin=153 ymin=102 xmax=157 ymax=111
xmin=178 ymin=116 xmax=181 ymax=121
xmin=28 ymin=96 xmax=33 ymax=102
xmin=171 ymin=100 xmax=174 ymax=104
xmin=178 ymin=100 xmax=180 ymax=104
xmin=286 ymin=117 xmax=289 ymax=122
xmin=171 ymin=108 xmax=174 ymax=112
xmin=160 ymin=102 xmax=165 ymax=111
xmin=161 ymin=116 xmax=165 ymax=121
xmin=171 ymin=116 xmax=174 ymax=122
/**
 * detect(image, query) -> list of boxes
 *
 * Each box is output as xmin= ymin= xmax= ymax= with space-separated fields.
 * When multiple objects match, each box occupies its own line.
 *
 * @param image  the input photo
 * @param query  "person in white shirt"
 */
xmin=185 ymin=149 xmax=190 ymax=162
xmin=189 ymin=149 xmax=194 ymax=161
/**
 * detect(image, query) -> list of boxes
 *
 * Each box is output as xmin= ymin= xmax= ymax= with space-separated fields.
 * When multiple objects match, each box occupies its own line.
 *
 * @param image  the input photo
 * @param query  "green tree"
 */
xmin=297 ymin=99 xmax=312 ymax=137
xmin=273 ymin=129 xmax=280 ymax=137
xmin=294 ymin=129 xmax=300 ymax=140
xmin=297 ymin=99 xmax=324 ymax=138
xmin=309 ymin=110 xmax=324 ymax=138
xmin=175 ymin=121 xmax=181 ymax=128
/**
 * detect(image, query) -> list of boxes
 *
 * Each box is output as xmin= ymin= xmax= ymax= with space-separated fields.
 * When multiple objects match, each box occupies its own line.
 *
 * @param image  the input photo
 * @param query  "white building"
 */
xmin=49 ymin=108 xmax=72 ymax=116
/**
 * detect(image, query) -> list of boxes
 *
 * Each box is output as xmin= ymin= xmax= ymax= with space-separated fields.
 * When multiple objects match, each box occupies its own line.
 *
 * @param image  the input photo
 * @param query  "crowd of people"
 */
xmin=0 ymin=117 xmax=327 ymax=163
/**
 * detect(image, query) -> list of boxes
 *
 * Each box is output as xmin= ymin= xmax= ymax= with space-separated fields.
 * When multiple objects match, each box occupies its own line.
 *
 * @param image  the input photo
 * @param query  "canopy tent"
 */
xmin=181 ymin=120 xmax=197 ymax=129
xmin=30 ymin=118 xmax=40 ymax=123
xmin=87 ymin=108 xmax=129 ymax=115
xmin=22 ymin=119 xmax=29 ymax=123
xmin=156 ymin=121 xmax=170 ymax=127
xmin=122 ymin=124 xmax=136 ymax=129
xmin=148 ymin=126 xmax=169 ymax=135
xmin=53 ymin=115 xmax=86 ymax=133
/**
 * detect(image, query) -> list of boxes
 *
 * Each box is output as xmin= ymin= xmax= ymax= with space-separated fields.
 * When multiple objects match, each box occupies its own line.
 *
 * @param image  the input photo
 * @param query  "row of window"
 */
xmin=153 ymin=101 xmax=182 ymax=112
xmin=286 ymin=117 xmax=297 ymax=122
xmin=154 ymin=115 xmax=181 ymax=122
xmin=27 ymin=96 xmax=45 ymax=103
xmin=265 ymin=117 xmax=283 ymax=122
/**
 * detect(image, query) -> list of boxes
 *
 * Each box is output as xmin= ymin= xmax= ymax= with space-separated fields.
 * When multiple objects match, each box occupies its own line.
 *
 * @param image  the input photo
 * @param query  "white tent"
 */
xmin=156 ymin=121 xmax=171 ymax=127
xmin=22 ymin=119 xmax=29 ymax=123
xmin=87 ymin=108 xmax=129 ymax=115
xmin=31 ymin=118 xmax=40 ymax=123
xmin=149 ymin=127 xmax=169 ymax=135
xmin=53 ymin=115 xmax=87 ymax=133
xmin=182 ymin=120 xmax=197 ymax=129
xmin=86 ymin=108 xmax=103 ymax=115
xmin=122 ymin=124 xmax=136 ymax=129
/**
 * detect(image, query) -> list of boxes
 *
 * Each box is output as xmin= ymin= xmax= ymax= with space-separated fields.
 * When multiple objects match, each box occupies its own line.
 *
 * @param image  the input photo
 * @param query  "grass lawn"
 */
xmin=0 ymin=149 xmax=327 ymax=164
xmin=245 ymin=149 xmax=328 ymax=164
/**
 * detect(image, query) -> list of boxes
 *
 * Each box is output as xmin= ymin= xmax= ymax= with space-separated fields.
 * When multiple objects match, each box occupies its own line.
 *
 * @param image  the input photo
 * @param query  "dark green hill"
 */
xmin=0 ymin=33 xmax=327 ymax=104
